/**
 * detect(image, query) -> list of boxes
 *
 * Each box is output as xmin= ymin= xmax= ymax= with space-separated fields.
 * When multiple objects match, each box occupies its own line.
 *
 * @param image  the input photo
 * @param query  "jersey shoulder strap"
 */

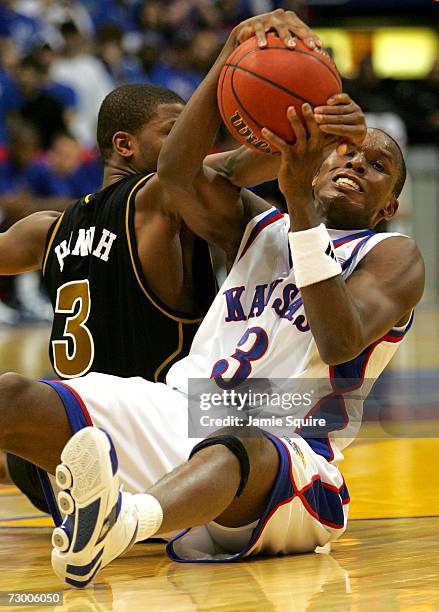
xmin=342 ymin=231 xmax=406 ymax=277
xmin=42 ymin=212 xmax=65 ymax=276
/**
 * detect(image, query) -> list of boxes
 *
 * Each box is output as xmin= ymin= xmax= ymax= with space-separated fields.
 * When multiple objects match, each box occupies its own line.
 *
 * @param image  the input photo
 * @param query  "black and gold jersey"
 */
xmin=42 ymin=173 xmax=217 ymax=382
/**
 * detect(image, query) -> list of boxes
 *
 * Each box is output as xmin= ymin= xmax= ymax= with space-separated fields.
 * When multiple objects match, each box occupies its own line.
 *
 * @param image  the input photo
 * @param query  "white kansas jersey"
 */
xmin=167 ymin=207 xmax=413 ymax=463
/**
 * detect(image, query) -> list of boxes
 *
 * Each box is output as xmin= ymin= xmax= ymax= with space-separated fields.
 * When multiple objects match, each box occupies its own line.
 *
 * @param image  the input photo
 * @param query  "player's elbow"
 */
xmin=317 ymin=333 xmax=365 ymax=366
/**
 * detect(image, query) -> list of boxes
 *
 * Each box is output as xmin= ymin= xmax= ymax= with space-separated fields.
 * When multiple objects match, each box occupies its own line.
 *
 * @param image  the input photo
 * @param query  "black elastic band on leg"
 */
xmin=189 ymin=435 xmax=250 ymax=497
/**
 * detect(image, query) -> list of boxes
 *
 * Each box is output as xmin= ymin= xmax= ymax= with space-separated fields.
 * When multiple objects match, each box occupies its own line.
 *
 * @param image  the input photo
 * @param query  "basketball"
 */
xmin=218 ymin=33 xmax=342 ymax=153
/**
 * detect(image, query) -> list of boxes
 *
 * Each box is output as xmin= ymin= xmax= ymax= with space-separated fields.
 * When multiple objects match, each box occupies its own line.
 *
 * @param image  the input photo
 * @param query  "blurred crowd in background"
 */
xmin=0 ymin=0 xmax=437 ymax=323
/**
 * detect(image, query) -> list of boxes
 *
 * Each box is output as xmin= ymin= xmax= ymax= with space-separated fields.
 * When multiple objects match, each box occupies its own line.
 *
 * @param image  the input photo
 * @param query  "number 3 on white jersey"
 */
xmin=52 ymin=280 xmax=95 ymax=378
xmin=211 ymin=326 xmax=268 ymax=389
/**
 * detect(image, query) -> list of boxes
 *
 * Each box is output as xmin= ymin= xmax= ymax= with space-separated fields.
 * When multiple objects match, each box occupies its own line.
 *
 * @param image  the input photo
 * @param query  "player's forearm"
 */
xmin=205 ymin=147 xmax=281 ymax=188
xmin=0 ymin=238 xmax=39 ymax=275
xmin=0 ymin=212 xmax=59 ymax=276
xmin=287 ymin=197 xmax=365 ymax=364
xmin=205 ymin=138 xmax=343 ymax=189
xmin=301 ymin=279 xmax=366 ymax=364
xmin=158 ymin=38 xmax=236 ymax=188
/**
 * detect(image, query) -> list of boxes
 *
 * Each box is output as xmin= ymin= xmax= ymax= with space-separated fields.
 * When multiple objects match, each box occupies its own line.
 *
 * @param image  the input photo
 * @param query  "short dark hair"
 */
xmin=60 ymin=21 xmax=80 ymax=37
xmin=20 ymin=54 xmax=45 ymax=74
xmin=97 ymin=84 xmax=184 ymax=161
xmin=368 ymin=128 xmax=407 ymax=198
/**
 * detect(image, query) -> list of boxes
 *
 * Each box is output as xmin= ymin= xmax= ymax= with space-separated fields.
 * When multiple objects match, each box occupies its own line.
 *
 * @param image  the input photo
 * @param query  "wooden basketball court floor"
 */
xmin=0 ymin=308 xmax=438 ymax=611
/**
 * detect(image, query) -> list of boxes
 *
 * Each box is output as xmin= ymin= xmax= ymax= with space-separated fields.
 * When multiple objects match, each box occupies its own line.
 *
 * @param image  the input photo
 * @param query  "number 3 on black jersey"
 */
xmin=52 ymin=280 xmax=95 ymax=378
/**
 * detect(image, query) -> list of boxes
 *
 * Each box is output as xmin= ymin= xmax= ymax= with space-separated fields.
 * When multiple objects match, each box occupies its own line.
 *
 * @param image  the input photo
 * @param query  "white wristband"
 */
xmin=289 ymin=223 xmax=342 ymax=288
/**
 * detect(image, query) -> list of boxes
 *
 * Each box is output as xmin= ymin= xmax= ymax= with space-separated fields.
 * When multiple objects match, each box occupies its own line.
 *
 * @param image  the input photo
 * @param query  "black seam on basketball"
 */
xmin=278 ymin=48 xmax=342 ymax=87
xmin=230 ymin=66 xmax=266 ymax=130
xmin=229 ymin=67 xmax=311 ymax=150
xmin=227 ymin=43 xmax=341 ymax=90
xmin=231 ymin=41 xmax=341 ymax=85
xmin=228 ymin=63 xmax=314 ymax=107
xmin=218 ymin=65 xmax=229 ymax=124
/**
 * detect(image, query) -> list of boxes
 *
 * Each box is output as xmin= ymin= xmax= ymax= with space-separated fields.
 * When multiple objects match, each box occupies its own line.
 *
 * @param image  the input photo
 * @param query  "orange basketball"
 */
xmin=217 ymin=33 xmax=342 ymax=154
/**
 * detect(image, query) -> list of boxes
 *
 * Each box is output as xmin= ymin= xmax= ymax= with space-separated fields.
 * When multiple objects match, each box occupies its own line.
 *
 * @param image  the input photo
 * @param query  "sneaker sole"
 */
xmin=51 ymin=428 xmax=119 ymax=588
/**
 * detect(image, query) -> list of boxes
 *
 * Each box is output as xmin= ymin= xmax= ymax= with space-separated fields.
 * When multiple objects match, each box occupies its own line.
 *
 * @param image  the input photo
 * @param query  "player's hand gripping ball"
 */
xmin=218 ymin=32 xmax=342 ymax=154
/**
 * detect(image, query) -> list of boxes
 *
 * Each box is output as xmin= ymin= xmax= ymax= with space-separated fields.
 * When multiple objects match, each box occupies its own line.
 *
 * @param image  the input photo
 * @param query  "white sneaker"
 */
xmin=51 ymin=428 xmax=138 ymax=588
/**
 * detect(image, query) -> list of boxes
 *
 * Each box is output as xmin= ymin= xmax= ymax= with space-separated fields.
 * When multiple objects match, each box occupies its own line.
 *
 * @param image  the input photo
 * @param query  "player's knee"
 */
xmin=191 ymin=426 xmax=270 ymax=497
xmin=208 ymin=425 xmax=266 ymax=457
xmin=0 ymin=372 xmax=32 ymax=445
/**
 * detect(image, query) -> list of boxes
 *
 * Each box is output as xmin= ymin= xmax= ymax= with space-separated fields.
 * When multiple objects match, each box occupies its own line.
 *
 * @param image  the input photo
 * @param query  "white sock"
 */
xmin=133 ymin=494 xmax=163 ymax=543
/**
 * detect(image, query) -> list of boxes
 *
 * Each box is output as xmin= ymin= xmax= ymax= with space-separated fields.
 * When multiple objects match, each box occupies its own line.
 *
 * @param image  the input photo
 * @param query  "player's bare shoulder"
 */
xmin=32 ymin=210 xmax=63 ymax=267
xmin=134 ymin=174 xmax=176 ymax=216
xmin=33 ymin=210 xmax=62 ymax=232
xmin=16 ymin=210 xmax=61 ymax=245
xmin=353 ymin=234 xmax=425 ymax=309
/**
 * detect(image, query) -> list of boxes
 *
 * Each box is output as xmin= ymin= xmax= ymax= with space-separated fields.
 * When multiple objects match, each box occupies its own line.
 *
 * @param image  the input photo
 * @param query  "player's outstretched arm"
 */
xmin=0 ymin=211 xmax=60 ymax=275
xmin=152 ymin=10 xmax=321 ymax=257
xmin=262 ymin=106 xmax=425 ymax=364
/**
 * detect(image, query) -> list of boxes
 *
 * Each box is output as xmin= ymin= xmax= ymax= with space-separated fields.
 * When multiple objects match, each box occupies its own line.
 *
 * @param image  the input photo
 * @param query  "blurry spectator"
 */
xmin=0 ymin=124 xmax=101 ymax=211
xmin=214 ymin=0 xmax=256 ymax=32
xmin=0 ymin=0 xmax=44 ymax=54
xmin=0 ymin=64 xmax=21 ymax=149
xmin=32 ymin=44 xmax=77 ymax=127
xmin=394 ymin=58 xmax=439 ymax=145
xmin=0 ymin=120 xmax=72 ymax=219
xmin=189 ymin=29 xmax=222 ymax=74
xmin=134 ymin=0 xmax=170 ymax=39
xmin=42 ymin=133 xmax=102 ymax=198
xmin=148 ymin=40 xmax=203 ymax=101
xmin=15 ymin=55 xmax=67 ymax=149
xmin=81 ymin=0 xmax=136 ymax=32
xmin=0 ymin=37 xmax=21 ymax=76
xmin=0 ymin=120 xmax=57 ymax=324
xmin=145 ymin=29 xmax=220 ymax=101
xmin=166 ymin=0 xmax=221 ymax=41
xmin=16 ymin=0 xmax=94 ymax=38
xmin=51 ymin=21 xmax=113 ymax=147
xmin=97 ymin=24 xmax=144 ymax=85
xmin=137 ymin=42 xmax=161 ymax=80
xmin=0 ymin=120 xmax=40 ymax=224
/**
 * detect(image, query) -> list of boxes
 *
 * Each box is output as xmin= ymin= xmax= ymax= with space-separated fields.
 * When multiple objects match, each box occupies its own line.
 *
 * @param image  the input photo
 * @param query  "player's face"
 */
xmin=133 ymin=102 xmax=185 ymax=173
xmin=313 ymin=130 xmax=400 ymax=229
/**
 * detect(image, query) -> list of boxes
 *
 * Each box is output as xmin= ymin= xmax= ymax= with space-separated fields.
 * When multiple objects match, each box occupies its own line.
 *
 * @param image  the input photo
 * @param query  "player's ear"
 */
xmin=312 ymin=170 xmax=320 ymax=189
xmin=112 ymin=131 xmax=134 ymax=158
xmin=380 ymin=196 xmax=399 ymax=221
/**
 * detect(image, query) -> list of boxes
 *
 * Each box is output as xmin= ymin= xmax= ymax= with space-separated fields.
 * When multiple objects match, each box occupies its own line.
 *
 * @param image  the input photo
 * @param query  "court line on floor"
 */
xmin=350 ymin=514 xmax=439 ymax=522
xmin=0 ymin=514 xmax=46 ymax=522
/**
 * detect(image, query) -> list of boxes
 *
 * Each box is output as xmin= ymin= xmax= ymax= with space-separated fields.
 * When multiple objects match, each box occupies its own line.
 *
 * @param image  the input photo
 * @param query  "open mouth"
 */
xmin=332 ymin=175 xmax=362 ymax=192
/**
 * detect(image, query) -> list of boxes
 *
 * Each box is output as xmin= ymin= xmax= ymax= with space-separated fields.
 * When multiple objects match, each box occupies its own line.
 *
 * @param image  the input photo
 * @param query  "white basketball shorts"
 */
xmin=42 ymin=373 xmax=350 ymax=561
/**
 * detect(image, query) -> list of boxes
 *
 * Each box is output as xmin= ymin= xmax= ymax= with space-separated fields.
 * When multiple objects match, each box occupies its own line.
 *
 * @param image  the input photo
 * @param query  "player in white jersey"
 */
xmin=0 ymin=13 xmax=424 ymax=588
